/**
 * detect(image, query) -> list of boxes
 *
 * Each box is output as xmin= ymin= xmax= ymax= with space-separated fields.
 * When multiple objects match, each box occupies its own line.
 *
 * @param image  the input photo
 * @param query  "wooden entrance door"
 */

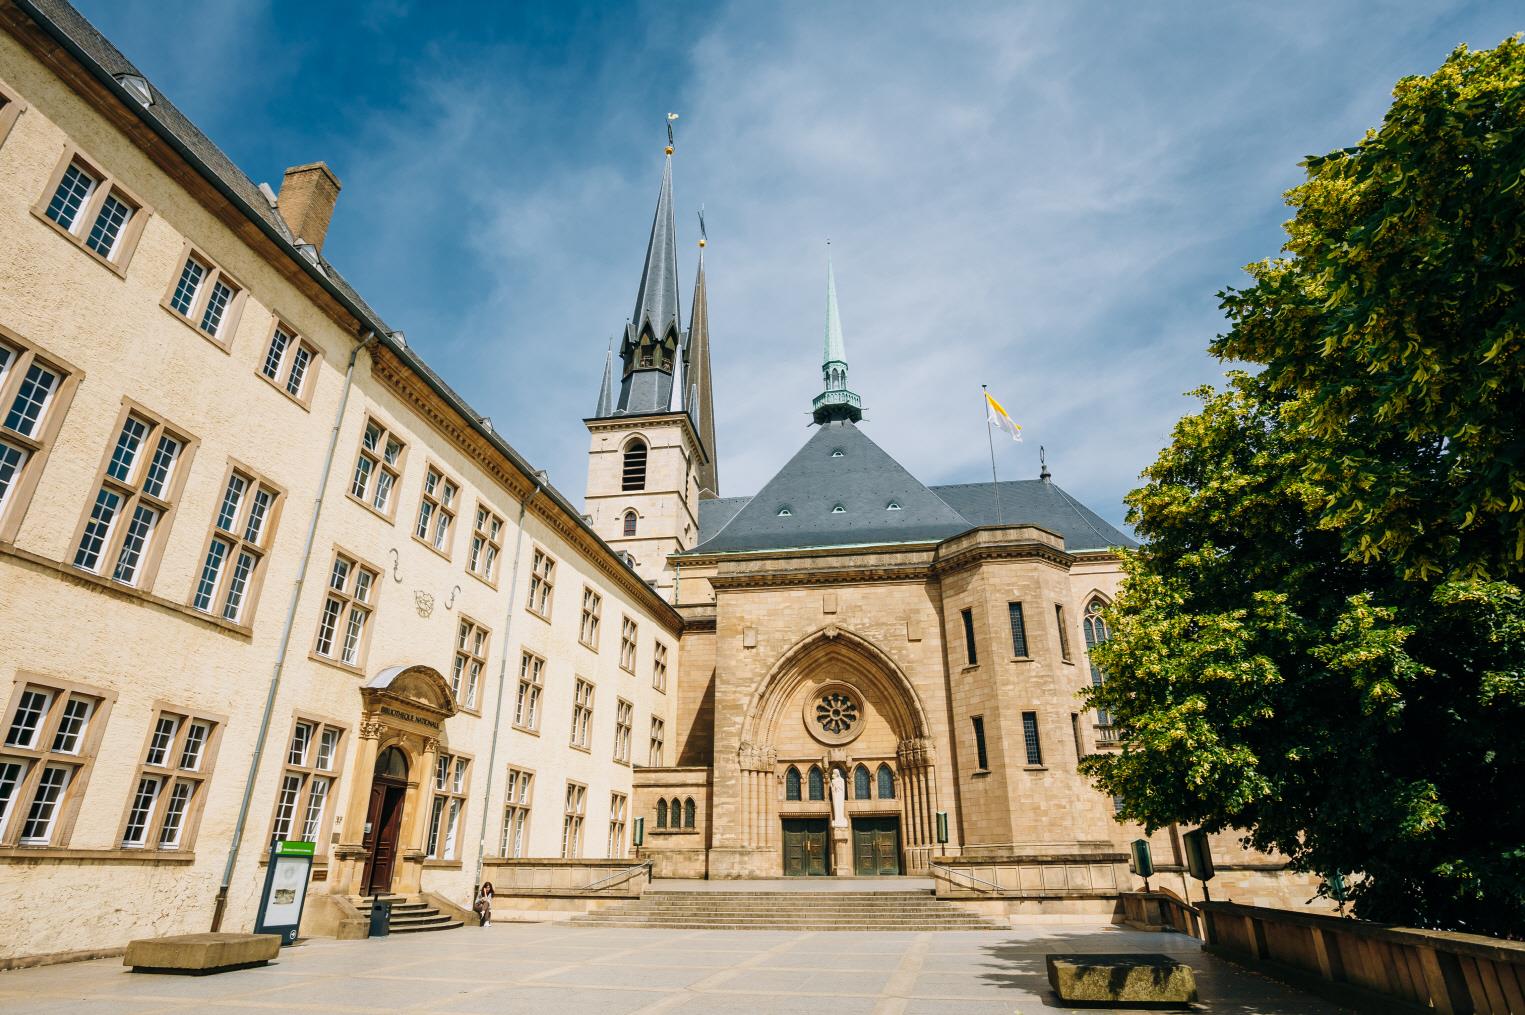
xmin=782 ymin=818 xmax=830 ymax=876
xmin=852 ymin=816 xmax=901 ymax=875
xmin=361 ymin=781 xmax=406 ymax=894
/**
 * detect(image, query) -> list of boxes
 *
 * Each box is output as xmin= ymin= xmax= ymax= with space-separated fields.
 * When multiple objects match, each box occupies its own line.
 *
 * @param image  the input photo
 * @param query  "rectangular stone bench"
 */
xmin=124 ymin=933 xmax=281 ymax=975
xmin=1046 ymin=953 xmax=1199 ymax=1007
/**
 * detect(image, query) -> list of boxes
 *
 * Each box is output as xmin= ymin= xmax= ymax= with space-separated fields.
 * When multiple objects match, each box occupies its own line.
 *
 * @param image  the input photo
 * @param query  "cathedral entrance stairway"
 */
xmin=567 ymin=880 xmax=1005 ymax=931
xmin=354 ymin=895 xmax=463 ymax=934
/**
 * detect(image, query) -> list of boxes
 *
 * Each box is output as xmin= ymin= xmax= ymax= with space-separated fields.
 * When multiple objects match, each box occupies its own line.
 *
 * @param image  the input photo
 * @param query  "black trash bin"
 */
xmin=368 ymin=896 xmax=391 ymax=938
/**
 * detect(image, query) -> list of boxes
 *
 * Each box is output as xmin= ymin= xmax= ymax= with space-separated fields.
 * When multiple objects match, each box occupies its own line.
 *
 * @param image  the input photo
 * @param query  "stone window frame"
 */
xmin=1008 ymin=601 xmax=1030 ymax=659
xmin=31 ymin=144 xmax=152 ymax=278
xmin=158 ymin=239 xmax=248 ymax=352
xmin=960 ymin=607 xmax=978 ymax=666
xmin=622 ymin=509 xmax=638 ymax=537
xmin=648 ymin=715 xmax=665 ymax=767
xmin=309 ymin=546 xmax=381 ymax=673
xmin=513 ymin=651 xmax=544 ymax=734
xmin=560 ymin=780 xmax=587 ymax=858
xmin=116 ymin=701 xmax=227 ymax=852
xmin=466 ymin=501 xmax=503 ymax=588
xmin=621 ymin=436 xmax=648 ymax=492
xmin=569 ymin=678 xmax=594 ymax=752
xmin=526 ymin=546 xmax=555 ymax=621
xmin=784 ymin=766 xmax=802 ymax=801
xmin=619 ymin=615 xmax=638 ymax=674
xmin=425 ymin=748 xmax=472 ymax=863
xmin=0 ymin=75 xmax=27 ymax=151
xmin=188 ymin=459 xmax=285 ymax=627
xmin=68 ymin=397 xmax=199 ymax=593
xmin=1022 ymin=711 xmax=1044 ymax=767
xmin=579 ymin=585 xmax=602 ymax=650
xmin=500 ymin=765 xmax=533 ymax=858
xmin=255 ymin=316 xmax=321 ymax=411
xmin=1054 ymin=602 xmax=1073 ymax=662
xmin=265 ymin=713 xmax=347 ymax=858
xmin=0 ymin=673 xmax=115 ymax=849
xmin=450 ymin=614 xmax=489 ymax=714
xmin=652 ymin=640 xmax=668 ymax=694
xmin=970 ymin=715 xmax=990 ymax=773
xmin=612 ymin=697 xmax=633 ymax=765
xmin=0 ymin=325 xmax=84 ymax=545
xmin=412 ymin=460 xmax=460 ymax=560
xmin=608 ymin=791 xmax=628 ymax=858
xmin=347 ymin=415 xmax=408 ymax=523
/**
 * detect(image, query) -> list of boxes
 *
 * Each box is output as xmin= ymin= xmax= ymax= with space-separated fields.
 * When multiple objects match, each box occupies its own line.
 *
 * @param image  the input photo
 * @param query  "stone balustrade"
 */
xmin=479 ymin=858 xmax=650 ymax=897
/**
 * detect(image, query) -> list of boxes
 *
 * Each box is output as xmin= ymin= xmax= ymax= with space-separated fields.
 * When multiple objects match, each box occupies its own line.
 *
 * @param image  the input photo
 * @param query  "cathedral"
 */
xmin=582 ymin=142 xmax=1142 ymax=880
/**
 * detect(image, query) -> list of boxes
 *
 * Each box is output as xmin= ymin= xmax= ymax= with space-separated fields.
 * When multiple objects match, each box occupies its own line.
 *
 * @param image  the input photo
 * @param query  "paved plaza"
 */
xmin=0 ymin=922 xmax=1343 ymax=1014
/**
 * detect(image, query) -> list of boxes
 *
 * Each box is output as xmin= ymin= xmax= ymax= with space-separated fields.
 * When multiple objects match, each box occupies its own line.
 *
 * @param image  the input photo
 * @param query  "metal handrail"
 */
xmin=929 ymin=862 xmax=1007 ymax=896
xmin=580 ymin=860 xmax=653 ymax=894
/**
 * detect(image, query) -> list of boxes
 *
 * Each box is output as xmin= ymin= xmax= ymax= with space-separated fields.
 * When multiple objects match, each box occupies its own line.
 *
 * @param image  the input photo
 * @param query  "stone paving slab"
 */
xmin=0 ymin=921 xmax=1349 ymax=1014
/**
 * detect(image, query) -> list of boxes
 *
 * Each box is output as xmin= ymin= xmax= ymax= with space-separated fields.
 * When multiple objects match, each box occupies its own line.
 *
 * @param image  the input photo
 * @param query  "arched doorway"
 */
xmin=361 ymin=747 xmax=409 ymax=894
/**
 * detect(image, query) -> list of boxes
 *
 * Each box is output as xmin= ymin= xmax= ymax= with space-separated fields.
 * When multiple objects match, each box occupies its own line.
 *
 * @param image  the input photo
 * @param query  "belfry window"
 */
xmin=785 ymin=766 xmax=801 ymax=801
xmin=807 ymin=765 xmax=824 ymax=801
xmin=622 ymin=438 xmax=647 ymax=492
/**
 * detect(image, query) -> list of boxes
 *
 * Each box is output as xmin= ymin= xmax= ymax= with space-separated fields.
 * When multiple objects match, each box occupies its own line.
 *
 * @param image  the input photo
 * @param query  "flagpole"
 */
xmin=982 ymin=384 xmax=1003 ymax=525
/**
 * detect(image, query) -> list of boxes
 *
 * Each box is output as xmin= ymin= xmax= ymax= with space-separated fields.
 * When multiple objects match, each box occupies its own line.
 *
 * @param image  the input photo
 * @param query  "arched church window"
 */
xmin=622 ymin=438 xmax=648 ymax=492
xmin=877 ymin=764 xmax=895 ymax=799
xmin=623 ymin=510 xmax=638 ymax=537
xmin=853 ymin=764 xmax=871 ymax=800
xmin=807 ymin=765 xmax=824 ymax=801
xmin=785 ymin=766 xmax=801 ymax=800
xmin=656 ymin=799 xmax=668 ymax=828
xmin=683 ymin=798 xmax=695 ymax=828
xmin=374 ymin=746 xmax=408 ymax=780
xmin=1083 ymin=597 xmax=1111 ymax=725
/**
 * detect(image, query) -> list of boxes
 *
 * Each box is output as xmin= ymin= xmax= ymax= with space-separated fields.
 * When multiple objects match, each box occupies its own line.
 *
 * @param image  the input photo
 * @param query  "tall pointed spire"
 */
xmin=606 ymin=124 xmax=683 ymax=416
xmin=595 ymin=338 xmax=614 ymax=417
xmin=812 ymin=244 xmax=863 ymax=425
xmin=687 ymin=212 xmax=719 ymax=496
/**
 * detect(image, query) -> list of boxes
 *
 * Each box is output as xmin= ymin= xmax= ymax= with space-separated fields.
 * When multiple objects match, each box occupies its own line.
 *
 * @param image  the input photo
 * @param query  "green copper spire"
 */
xmin=812 ymin=245 xmax=862 ymax=424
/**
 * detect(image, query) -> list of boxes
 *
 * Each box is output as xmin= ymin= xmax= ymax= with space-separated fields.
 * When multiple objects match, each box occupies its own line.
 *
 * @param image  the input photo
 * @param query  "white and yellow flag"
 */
xmin=984 ymin=389 xmax=1023 ymax=442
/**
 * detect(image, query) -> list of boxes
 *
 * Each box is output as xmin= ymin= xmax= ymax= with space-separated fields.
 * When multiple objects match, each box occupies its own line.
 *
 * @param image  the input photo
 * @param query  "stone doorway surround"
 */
xmin=330 ymin=665 xmax=458 ymax=898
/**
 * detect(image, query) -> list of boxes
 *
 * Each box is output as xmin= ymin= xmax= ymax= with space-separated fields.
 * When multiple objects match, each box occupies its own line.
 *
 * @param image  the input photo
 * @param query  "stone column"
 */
xmin=898 ymin=736 xmax=937 ymax=872
xmin=738 ymin=741 xmax=776 ymax=866
xmin=395 ymin=735 xmax=438 ymax=895
xmin=331 ymin=718 xmax=383 ymax=896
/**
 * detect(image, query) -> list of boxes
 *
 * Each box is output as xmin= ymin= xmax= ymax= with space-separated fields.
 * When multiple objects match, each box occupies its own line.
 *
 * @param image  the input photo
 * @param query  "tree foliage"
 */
xmin=1082 ymin=40 xmax=1525 ymax=935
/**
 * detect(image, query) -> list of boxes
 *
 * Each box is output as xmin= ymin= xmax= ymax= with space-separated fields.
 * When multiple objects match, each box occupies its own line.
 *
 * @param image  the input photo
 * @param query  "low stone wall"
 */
xmin=479 ymin=858 xmax=649 ymax=897
xmin=1201 ymin=900 xmax=1525 ymax=1013
xmin=1121 ymin=889 xmax=1202 ymax=937
xmin=932 ymin=852 xmax=1130 ymax=900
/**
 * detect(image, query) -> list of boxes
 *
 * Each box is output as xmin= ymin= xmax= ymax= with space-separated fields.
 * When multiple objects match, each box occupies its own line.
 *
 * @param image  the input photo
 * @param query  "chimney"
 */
xmin=276 ymin=162 xmax=342 ymax=251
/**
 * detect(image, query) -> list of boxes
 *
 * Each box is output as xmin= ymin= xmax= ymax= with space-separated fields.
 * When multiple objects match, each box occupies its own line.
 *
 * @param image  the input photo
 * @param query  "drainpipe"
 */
xmin=473 ymin=478 xmax=543 ymax=894
xmin=211 ymin=331 xmax=375 ymax=932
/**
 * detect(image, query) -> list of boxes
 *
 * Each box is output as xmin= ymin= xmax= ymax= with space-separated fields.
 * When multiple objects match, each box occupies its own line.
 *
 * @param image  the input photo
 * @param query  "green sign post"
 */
xmin=254 ymin=840 xmax=316 ymax=944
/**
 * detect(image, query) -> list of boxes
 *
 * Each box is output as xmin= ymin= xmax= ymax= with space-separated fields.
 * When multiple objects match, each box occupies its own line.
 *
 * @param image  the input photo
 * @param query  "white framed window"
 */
xmin=613 ymin=698 xmax=633 ymax=764
xmin=413 ymin=464 xmax=459 ymax=556
xmin=653 ymin=641 xmax=668 ymax=693
xmin=258 ymin=321 xmax=320 ymax=407
xmin=0 ymin=678 xmax=112 ymax=847
xmin=468 ymin=503 xmax=503 ymax=584
xmin=0 ymin=331 xmax=80 ymax=542
xmin=579 ymin=586 xmax=602 ymax=649
xmin=191 ymin=464 xmax=281 ymax=624
xmin=648 ymin=716 xmax=665 ymax=768
xmin=619 ymin=616 xmax=638 ymax=673
xmin=348 ymin=417 xmax=406 ymax=519
xmin=161 ymin=243 xmax=245 ymax=345
xmin=500 ymin=766 xmax=533 ymax=858
xmin=527 ymin=548 xmax=555 ymax=618
xmin=561 ymin=781 xmax=586 ymax=858
xmin=514 ymin=652 xmax=544 ymax=731
xmin=451 ymin=616 xmax=488 ymax=711
xmin=269 ymin=718 xmax=343 ymax=850
xmin=608 ymin=792 xmax=627 ymax=859
xmin=570 ymin=679 xmax=594 ymax=750
xmin=34 ymin=150 xmax=148 ymax=270
xmin=121 ymin=708 xmax=221 ymax=849
xmin=426 ymin=752 xmax=470 ymax=861
xmin=312 ymin=550 xmax=379 ymax=669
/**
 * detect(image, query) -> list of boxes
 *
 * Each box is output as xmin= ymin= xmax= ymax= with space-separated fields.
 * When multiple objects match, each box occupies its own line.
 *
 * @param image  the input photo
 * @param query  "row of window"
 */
xmin=958 ymin=597 xmax=1110 ymax=680
xmin=783 ymin=763 xmax=896 ymax=802
xmin=510 ymin=652 xmax=667 ymax=764
xmin=498 ymin=768 xmax=628 ymax=860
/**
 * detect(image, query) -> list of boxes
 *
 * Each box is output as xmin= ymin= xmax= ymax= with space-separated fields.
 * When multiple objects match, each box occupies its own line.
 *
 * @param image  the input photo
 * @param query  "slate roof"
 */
xmin=690 ymin=422 xmax=1136 ymax=555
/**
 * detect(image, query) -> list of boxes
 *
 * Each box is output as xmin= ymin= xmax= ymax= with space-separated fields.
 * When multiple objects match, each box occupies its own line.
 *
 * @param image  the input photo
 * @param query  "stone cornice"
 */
xmin=584 ymin=411 xmax=707 ymax=465
xmin=931 ymin=539 xmax=1075 ymax=579
xmin=708 ymin=562 xmax=934 ymax=592
xmin=372 ymin=348 xmax=681 ymax=635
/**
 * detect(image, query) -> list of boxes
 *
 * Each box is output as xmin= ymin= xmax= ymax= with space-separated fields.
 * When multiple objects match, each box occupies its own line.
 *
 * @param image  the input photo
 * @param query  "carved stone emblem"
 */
xmin=414 ymin=590 xmax=434 ymax=617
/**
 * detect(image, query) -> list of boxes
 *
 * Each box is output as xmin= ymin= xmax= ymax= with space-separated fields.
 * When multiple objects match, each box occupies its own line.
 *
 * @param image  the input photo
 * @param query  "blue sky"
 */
xmin=79 ymin=1 xmax=1521 ymax=530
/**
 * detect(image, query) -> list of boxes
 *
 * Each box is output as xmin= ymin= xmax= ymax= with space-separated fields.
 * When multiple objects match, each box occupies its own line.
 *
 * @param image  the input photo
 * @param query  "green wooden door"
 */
xmin=852 ymin=817 xmax=901 ymax=875
xmin=783 ymin=818 xmax=829 ymax=876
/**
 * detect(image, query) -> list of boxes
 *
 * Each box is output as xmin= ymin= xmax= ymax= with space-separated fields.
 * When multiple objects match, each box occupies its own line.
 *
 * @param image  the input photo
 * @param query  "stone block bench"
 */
xmin=124 ymin=933 xmax=281 ymax=975
xmin=1046 ymin=953 xmax=1199 ymax=1007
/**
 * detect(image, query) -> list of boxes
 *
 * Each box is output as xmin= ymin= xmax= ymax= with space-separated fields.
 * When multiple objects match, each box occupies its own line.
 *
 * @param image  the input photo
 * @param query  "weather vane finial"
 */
xmin=697 ymin=206 xmax=707 ymax=248
xmin=666 ymin=112 xmax=679 ymax=155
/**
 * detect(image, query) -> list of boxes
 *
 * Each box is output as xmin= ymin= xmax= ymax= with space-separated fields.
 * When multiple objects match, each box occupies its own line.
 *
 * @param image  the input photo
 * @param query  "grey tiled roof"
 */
xmin=690 ymin=423 xmax=1137 ymax=554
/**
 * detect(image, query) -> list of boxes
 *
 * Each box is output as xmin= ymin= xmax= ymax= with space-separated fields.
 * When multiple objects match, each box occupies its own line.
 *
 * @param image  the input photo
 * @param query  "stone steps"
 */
xmin=354 ymin=895 xmax=463 ymax=934
xmin=569 ymin=889 xmax=1005 ymax=932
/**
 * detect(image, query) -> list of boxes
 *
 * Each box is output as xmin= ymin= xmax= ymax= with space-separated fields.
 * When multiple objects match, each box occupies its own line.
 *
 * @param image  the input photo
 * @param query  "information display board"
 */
xmin=254 ymin=840 xmax=315 ymax=945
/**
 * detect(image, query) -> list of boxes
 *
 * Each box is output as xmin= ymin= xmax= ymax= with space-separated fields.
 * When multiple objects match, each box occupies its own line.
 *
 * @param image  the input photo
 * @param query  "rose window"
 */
xmin=815 ymin=692 xmax=859 ymax=736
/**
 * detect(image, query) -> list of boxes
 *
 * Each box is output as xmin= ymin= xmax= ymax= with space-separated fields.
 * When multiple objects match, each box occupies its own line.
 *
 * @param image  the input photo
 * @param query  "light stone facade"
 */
xmin=0 ymin=5 xmax=677 ymax=966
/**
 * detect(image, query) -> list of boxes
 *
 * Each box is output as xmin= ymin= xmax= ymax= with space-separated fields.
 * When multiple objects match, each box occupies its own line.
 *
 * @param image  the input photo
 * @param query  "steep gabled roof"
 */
xmin=930 ymin=481 xmax=1137 ymax=551
xmin=689 ymin=421 xmax=970 ymax=553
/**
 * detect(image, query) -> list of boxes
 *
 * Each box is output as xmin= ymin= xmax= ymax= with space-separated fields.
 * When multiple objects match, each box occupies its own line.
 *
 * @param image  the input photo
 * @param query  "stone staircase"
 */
xmin=568 ymin=889 xmax=1006 ymax=931
xmin=354 ymin=895 xmax=463 ymax=934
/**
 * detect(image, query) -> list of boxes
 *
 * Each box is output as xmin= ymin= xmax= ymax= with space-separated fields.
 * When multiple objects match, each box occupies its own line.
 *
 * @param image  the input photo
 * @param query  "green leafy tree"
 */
xmin=1082 ymin=40 xmax=1525 ymax=935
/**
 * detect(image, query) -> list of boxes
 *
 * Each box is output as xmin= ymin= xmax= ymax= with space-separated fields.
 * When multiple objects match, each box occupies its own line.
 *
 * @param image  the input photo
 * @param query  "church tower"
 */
xmin=584 ymin=131 xmax=716 ymax=599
